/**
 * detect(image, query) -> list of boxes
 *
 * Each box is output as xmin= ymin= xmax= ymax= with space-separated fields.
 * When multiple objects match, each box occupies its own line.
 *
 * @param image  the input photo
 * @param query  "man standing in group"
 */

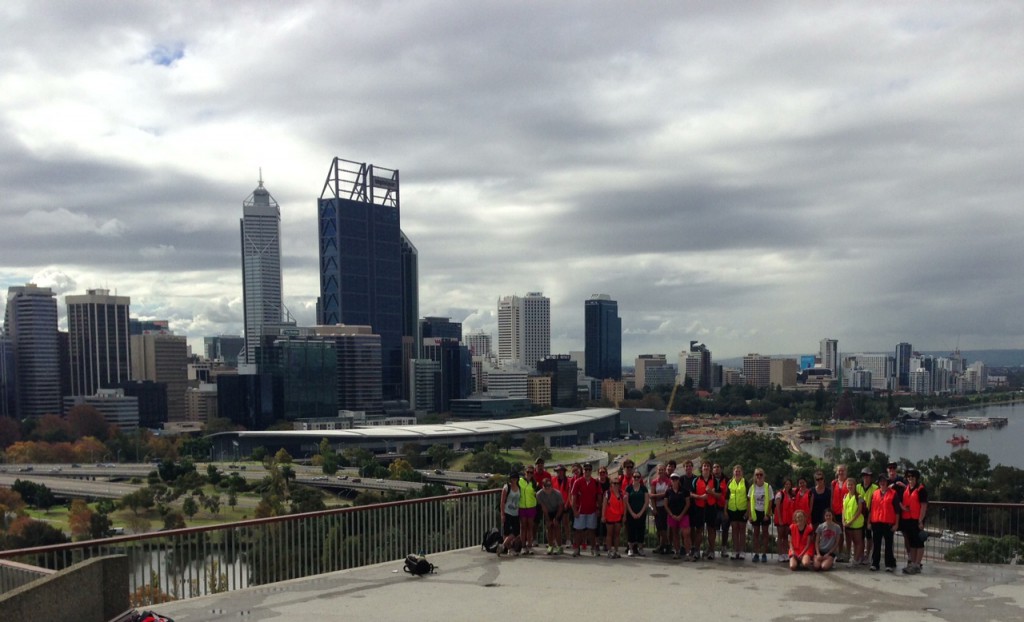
xmin=693 ymin=462 xmax=720 ymax=560
xmin=570 ymin=463 xmax=602 ymax=557
xmin=869 ymin=476 xmax=900 ymax=572
xmin=856 ymin=467 xmax=878 ymax=566
xmin=680 ymin=460 xmax=698 ymax=560
xmin=649 ymin=463 xmax=671 ymax=554
xmin=550 ymin=465 xmax=572 ymax=552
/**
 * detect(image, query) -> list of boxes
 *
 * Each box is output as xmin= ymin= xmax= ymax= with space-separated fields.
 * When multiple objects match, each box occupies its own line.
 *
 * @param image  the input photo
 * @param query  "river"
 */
xmin=801 ymin=402 xmax=1024 ymax=469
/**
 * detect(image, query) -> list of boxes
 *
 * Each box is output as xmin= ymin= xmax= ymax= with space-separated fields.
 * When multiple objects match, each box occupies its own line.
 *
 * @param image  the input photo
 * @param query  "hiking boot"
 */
xmin=761 ymin=553 xmax=768 ymax=563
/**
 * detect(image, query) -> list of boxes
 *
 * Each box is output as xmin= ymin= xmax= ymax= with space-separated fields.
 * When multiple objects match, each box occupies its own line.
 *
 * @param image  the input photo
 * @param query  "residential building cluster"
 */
xmin=0 ymin=159 xmax=995 ymax=434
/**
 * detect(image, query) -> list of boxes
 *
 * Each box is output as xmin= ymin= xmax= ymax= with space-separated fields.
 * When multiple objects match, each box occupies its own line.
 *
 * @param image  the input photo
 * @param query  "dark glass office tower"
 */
xmin=584 ymin=294 xmax=621 ymax=381
xmin=318 ymin=157 xmax=407 ymax=400
xmin=420 ymin=317 xmax=462 ymax=342
xmin=895 ymin=342 xmax=913 ymax=389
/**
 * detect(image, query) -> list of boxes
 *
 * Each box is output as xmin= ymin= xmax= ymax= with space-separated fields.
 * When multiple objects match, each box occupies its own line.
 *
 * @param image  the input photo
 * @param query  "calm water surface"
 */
xmin=802 ymin=402 xmax=1024 ymax=469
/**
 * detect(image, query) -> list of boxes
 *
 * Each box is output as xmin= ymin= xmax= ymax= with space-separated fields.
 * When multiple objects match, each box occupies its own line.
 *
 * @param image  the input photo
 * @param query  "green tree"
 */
xmin=206 ymin=463 xmax=222 ymax=485
xmin=497 ymin=432 xmax=514 ymax=454
xmin=388 ymin=458 xmax=416 ymax=480
xmin=182 ymin=496 xmax=199 ymax=519
xmin=401 ymin=442 xmax=426 ymax=468
xmin=704 ymin=431 xmax=793 ymax=487
xmin=289 ymin=486 xmax=326 ymax=513
xmin=522 ymin=433 xmax=545 ymax=457
xmin=274 ymin=448 xmax=293 ymax=464
xmin=251 ymin=446 xmax=267 ymax=463
xmin=656 ymin=420 xmax=675 ymax=440
xmin=426 ymin=444 xmax=455 ymax=468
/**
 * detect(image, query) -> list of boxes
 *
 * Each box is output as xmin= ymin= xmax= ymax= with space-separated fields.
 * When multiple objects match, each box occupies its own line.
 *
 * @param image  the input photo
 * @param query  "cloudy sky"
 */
xmin=2 ymin=2 xmax=1022 ymax=363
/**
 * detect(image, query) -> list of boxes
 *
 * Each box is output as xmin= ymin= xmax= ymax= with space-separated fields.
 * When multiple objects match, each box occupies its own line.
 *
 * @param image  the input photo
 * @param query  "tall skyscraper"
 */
xmin=680 ymin=341 xmax=712 ymax=390
xmin=584 ymin=294 xmax=621 ymax=381
xmin=497 ymin=292 xmax=550 ymax=368
xmin=241 ymin=174 xmax=290 ymax=366
xmin=4 ymin=284 xmax=61 ymax=418
xmin=537 ymin=354 xmax=579 ymax=407
xmin=819 ymin=338 xmax=838 ymax=373
xmin=131 ymin=332 xmax=189 ymax=422
xmin=895 ymin=342 xmax=913 ymax=389
xmin=318 ymin=157 xmax=416 ymax=400
xmin=67 ymin=289 xmax=131 ymax=396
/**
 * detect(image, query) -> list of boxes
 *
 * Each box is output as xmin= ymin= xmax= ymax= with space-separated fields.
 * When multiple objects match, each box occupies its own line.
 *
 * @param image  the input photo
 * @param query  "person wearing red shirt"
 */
xmin=793 ymin=477 xmax=812 ymax=519
xmin=899 ymin=468 xmax=929 ymax=574
xmin=869 ymin=476 xmax=900 ymax=572
xmin=533 ymin=458 xmax=552 ymax=490
xmin=789 ymin=510 xmax=814 ymax=570
xmin=773 ymin=478 xmax=795 ymax=563
xmin=693 ymin=462 xmax=720 ymax=560
xmin=602 ymin=475 xmax=626 ymax=558
xmin=570 ymin=464 xmax=602 ymax=557
xmin=549 ymin=465 xmax=572 ymax=553
xmin=830 ymin=464 xmax=850 ymax=561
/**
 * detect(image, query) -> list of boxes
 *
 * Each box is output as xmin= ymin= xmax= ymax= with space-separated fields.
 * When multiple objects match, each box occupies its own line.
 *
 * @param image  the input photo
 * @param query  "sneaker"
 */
xmin=556 ymin=546 xmax=563 ymax=555
xmin=885 ymin=567 xmax=895 ymax=573
xmin=546 ymin=545 xmax=553 ymax=555
xmin=779 ymin=554 xmax=788 ymax=563
xmin=592 ymin=548 xmax=600 ymax=557
xmin=870 ymin=566 xmax=879 ymax=572
xmin=673 ymin=552 xmax=680 ymax=560
xmin=496 ymin=544 xmax=505 ymax=556
xmin=705 ymin=552 xmax=715 ymax=560
xmin=635 ymin=548 xmax=646 ymax=557
xmin=907 ymin=564 xmax=921 ymax=575
xmin=752 ymin=555 xmax=758 ymax=563
xmin=627 ymin=549 xmax=634 ymax=558
xmin=761 ymin=553 xmax=768 ymax=563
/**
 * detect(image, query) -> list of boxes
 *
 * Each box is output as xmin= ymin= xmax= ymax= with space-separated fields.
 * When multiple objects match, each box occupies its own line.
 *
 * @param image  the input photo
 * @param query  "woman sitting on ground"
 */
xmin=789 ymin=510 xmax=814 ymax=571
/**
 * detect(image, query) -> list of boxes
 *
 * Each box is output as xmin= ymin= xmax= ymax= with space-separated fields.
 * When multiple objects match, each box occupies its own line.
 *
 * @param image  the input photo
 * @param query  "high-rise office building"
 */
xmin=422 ymin=338 xmax=472 ymax=412
xmin=537 ymin=354 xmax=578 ymax=407
xmin=819 ymin=338 xmax=838 ymax=373
xmin=420 ymin=317 xmax=462 ymax=342
xmin=318 ymin=157 xmax=416 ymax=400
xmin=769 ymin=358 xmax=799 ymax=388
xmin=497 ymin=292 xmax=550 ymax=368
xmin=241 ymin=174 xmax=291 ymax=366
xmin=131 ymin=333 xmax=189 ymax=422
xmin=584 ymin=294 xmax=621 ymax=381
xmin=680 ymin=341 xmax=712 ymax=390
xmin=464 ymin=330 xmax=492 ymax=358
xmin=66 ymin=289 xmax=131 ymax=396
xmin=129 ymin=319 xmax=169 ymax=335
xmin=634 ymin=354 xmax=668 ymax=391
xmin=204 ymin=335 xmax=245 ymax=366
xmin=4 ymin=284 xmax=62 ymax=418
xmin=0 ymin=333 xmax=14 ymax=418
xmin=742 ymin=353 xmax=772 ymax=389
xmin=895 ymin=342 xmax=913 ymax=389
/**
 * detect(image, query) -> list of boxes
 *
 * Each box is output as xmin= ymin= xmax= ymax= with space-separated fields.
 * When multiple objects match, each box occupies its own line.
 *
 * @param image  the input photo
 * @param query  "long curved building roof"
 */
xmin=213 ymin=408 xmax=619 ymax=442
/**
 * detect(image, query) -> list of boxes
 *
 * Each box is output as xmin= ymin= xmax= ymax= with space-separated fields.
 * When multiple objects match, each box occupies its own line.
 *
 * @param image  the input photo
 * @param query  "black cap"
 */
xmin=907 ymin=468 xmax=921 ymax=478
xmin=886 ymin=461 xmax=898 ymax=469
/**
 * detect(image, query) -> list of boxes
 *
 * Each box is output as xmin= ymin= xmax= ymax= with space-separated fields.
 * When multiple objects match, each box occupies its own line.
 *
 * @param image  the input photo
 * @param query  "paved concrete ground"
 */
xmin=154 ymin=549 xmax=1024 ymax=622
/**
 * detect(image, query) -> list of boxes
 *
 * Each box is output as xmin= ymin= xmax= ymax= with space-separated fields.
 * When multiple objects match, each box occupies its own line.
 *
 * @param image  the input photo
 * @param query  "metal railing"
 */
xmin=922 ymin=501 xmax=1023 ymax=562
xmin=0 ymin=489 xmax=499 ymax=604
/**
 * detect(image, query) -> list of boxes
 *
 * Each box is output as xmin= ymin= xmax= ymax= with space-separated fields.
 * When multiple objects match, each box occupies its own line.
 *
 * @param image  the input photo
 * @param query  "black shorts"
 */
xmin=503 ymin=515 xmax=520 ymax=537
xmin=728 ymin=509 xmax=747 ymax=523
xmin=704 ymin=507 xmax=721 ymax=528
xmin=900 ymin=518 xmax=925 ymax=548
xmin=749 ymin=510 xmax=769 ymax=526
xmin=654 ymin=506 xmax=668 ymax=530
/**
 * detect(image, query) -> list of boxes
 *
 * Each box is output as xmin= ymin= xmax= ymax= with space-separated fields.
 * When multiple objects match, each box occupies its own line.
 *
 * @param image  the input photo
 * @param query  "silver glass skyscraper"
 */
xmin=497 ymin=292 xmax=550 ymax=368
xmin=4 ymin=284 xmax=61 ymax=418
xmin=241 ymin=174 xmax=289 ymax=366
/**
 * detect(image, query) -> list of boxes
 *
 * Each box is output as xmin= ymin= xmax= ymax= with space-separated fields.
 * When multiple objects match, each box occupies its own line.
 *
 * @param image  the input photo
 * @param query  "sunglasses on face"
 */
xmin=632 ymin=475 xmax=641 ymax=479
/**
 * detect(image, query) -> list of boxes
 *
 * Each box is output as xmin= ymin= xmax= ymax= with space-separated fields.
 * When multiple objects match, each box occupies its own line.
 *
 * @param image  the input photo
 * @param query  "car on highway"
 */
xmin=18 ymin=466 xmax=33 ymax=472
xmin=337 ymin=475 xmax=349 ymax=480
xmin=351 ymin=478 xmax=361 ymax=483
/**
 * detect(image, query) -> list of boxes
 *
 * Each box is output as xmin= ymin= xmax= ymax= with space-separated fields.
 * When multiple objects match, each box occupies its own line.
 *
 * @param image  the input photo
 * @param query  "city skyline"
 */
xmin=1 ymin=3 xmax=1022 ymax=362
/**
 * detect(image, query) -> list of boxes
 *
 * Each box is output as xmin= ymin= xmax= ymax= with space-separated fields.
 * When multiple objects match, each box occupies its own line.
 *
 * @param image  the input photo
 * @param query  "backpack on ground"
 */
xmin=482 ymin=527 xmax=502 ymax=553
xmin=403 ymin=553 xmax=435 ymax=576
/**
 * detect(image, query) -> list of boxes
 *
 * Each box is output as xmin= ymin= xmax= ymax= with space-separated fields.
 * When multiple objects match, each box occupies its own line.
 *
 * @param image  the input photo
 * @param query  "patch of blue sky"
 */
xmin=148 ymin=43 xmax=185 ymax=67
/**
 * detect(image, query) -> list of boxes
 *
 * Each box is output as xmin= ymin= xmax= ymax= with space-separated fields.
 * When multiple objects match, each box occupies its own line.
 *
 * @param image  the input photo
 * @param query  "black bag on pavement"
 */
xmin=403 ymin=554 xmax=435 ymax=576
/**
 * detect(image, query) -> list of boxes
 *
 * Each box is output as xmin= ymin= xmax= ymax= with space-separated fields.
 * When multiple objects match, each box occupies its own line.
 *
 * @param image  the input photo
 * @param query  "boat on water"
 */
xmin=931 ymin=420 xmax=957 ymax=428
xmin=947 ymin=434 xmax=970 ymax=446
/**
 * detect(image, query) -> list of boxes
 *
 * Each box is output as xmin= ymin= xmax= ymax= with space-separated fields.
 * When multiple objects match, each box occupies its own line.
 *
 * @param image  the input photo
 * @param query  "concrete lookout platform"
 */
xmin=154 ymin=549 xmax=1024 ymax=622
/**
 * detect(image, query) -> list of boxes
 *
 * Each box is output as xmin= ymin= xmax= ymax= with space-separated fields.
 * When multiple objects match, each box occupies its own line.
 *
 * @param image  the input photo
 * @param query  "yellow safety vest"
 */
xmin=843 ymin=493 xmax=864 ymax=528
xmin=748 ymin=483 xmax=772 ymax=514
xmin=727 ymin=479 xmax=748 ymax=511
xmin=519 ymin=477 xmax=537 ymax=509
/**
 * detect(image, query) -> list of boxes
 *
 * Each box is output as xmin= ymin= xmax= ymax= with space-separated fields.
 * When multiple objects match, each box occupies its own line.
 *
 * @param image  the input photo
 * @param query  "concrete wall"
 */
xmin=0 ymin=555 xmax=128 ymax=622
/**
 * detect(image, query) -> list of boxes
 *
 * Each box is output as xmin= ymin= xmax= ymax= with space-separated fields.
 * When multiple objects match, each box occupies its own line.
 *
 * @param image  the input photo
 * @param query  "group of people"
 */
xmin=498 ymin=457 xmax=929 ymax=575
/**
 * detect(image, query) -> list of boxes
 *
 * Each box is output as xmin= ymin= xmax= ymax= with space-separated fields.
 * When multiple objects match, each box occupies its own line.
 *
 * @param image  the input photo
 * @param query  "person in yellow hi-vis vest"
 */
xmin=726 ymin=465 xmax=748 ymax=560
